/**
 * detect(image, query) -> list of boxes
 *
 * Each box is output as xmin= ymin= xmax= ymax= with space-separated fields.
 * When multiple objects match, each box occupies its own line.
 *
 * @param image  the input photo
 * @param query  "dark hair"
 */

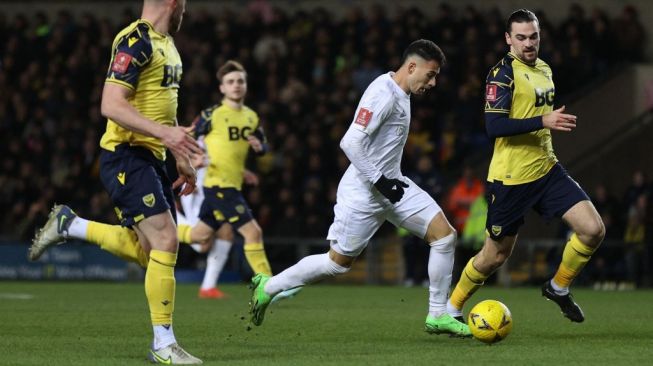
xmin=217 ymin=60 xmax=246 ymax=83
xmin=401 ymin=39 xmax=446 ymax=66
xmin=506 ymin=9 xmax=539 ymax=33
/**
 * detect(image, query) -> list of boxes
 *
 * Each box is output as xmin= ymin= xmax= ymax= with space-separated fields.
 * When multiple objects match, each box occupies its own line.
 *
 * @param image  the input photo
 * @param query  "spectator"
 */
xmin=446 ymin=166 xmax=484 ymax=233
xmin=0 ymin=3 xmax=647 ymax=249
xmin=623 ymin=193 xmax=649 ymax=287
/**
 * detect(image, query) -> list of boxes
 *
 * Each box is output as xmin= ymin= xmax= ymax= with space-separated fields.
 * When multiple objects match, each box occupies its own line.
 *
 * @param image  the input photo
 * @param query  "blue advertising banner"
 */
xmin=0 ymin=242 xmax=128 ymax=281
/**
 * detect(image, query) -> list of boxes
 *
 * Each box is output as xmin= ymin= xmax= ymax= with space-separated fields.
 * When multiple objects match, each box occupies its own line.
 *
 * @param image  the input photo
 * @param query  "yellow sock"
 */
xmin=449 ymin=257 xmax=490 ymax=310
xmin=553 ymin=233 xmax=596 ymax=288
xmin=86 ymin=222 xmax=149 ymax=268
xmin=177 ymin=224 xmax=192 ymax=244
xmin=244 ymin=242 xmax=272 ymax=275
xmin=146 ymin=250 xmax=177 ymax=326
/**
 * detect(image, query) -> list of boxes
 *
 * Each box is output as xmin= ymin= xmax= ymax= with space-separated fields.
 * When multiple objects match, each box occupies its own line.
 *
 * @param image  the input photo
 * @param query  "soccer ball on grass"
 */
xmin=468 ymin=299 xmax=513 ymax=344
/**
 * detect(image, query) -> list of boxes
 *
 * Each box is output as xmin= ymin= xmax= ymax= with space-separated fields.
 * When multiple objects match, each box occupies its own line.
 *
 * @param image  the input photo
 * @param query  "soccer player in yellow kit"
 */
xmin=177 ymin=60 xmax=275 ymax=280
xmin=29 ymin=1 xmax=203 ymax=363
xmin=447 ymin=9 xmax=605 ymax=323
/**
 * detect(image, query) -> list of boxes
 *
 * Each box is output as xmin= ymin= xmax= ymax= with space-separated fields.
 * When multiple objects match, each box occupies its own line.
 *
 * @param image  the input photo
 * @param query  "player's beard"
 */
xmin=521 ymin=47 xmax=538 ymax=64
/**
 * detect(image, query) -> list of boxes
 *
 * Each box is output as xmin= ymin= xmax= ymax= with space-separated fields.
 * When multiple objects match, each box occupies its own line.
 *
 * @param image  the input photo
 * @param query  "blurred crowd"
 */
xmin=0 ymin=0 xmax=649 ymax=274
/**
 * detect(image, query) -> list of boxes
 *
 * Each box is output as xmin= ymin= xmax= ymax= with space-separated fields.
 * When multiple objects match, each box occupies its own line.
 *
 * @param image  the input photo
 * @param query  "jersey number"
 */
xmin=161 ymin=65 xmax=182 ymax=87
xmin=534 ymin=88 xmax=554 ymax=107
xmin=228 ymin=126 xmax=252 ymax=141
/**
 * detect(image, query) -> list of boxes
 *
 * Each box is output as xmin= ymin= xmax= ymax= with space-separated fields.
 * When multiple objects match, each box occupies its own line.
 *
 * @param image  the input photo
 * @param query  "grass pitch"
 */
xmin=1 ymin=282 xmax=652 ymax=365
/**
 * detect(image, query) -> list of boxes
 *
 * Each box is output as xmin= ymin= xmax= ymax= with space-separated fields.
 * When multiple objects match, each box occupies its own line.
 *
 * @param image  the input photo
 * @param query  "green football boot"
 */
xmin=425 ymin=313 xmax=472 ymax=338
xmin=249 ymin=273 xmax=272 ymax=326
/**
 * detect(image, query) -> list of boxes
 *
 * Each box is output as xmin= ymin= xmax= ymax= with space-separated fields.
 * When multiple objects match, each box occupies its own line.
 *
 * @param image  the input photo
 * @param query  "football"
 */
xmin=468 ymin=300 xmax=513 ymax=344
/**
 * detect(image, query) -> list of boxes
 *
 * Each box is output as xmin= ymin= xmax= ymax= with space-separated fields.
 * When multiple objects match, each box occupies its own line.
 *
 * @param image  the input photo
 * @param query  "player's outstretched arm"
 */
xmin=542 ymin=105 xmax=577 ymax=132
xmin=101 ymin=83 xmax=202 ymax=157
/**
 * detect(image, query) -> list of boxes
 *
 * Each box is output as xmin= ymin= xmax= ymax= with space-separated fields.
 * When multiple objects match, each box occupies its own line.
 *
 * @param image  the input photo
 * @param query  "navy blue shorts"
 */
xmin=99 ymin=144 xmax=175 ymax=227
xmin=198 ymin=187 xmax=253 ymax=230
xmin=485 ymin=163 xmax=589 ymax=240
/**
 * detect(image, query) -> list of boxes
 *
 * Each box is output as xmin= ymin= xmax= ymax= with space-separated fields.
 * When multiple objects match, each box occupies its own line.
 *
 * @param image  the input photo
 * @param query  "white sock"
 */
xmin=66 ymin=217 xmax=89 ymax=240
xmin=550 ymin=279 xmax=569 ymax=295
xmin=427 ymin=233 xmax=456 ymax=318
xmin=152 ymin=324 xmax=176 ymax=350
xmin=446 ymin=299 xmax=463 ymax=317
xmin=264 ymin=253 xmax=349 ymax=295
xmin=200 ymin=239 xmax=232 ymax=290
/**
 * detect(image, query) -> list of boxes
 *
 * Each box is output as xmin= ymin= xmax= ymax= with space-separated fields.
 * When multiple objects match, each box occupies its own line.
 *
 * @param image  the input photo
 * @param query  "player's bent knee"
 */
xmin=328 ymin=248 xmax=356 ymax=268
xmin=429 ymin=231 xmax=457 ymax=253
xmin=217 ymin=225 xmax=234 ymax=242
xmin=195 ymin=231 xmax=212 ymax=244
xmin=251 ymin=227 xmax=263 ymax=242
xmin=578 ymin=218 xmax=606 ymax=246
xmin=241 ymin=223 xmax=263 ymax=243
xmin=591 ymin=220 xmax=606 ymax=242
xmin=493 ymin=251 xmax=510 ymax=267
xmin=326 ymin=258 xmax=350 ymax=276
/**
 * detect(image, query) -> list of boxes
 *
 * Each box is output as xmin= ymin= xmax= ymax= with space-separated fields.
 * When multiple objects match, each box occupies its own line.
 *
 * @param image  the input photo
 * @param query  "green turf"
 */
xmin=1 ymin=282 xmax=652 ymax=365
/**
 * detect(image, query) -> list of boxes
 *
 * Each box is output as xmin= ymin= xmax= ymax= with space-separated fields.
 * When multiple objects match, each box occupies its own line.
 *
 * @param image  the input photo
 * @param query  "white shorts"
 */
xmin=179 ymin=187 xmax=204 ymax=226
xmin=177 ymin=166 xmax=206 ymax=226
xmin=327 ymin=178 xmax=442 ymax=256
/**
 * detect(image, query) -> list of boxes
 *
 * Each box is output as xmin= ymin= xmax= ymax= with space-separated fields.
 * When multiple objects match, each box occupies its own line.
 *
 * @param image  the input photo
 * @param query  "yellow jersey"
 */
xmin=196 ymin=102 xmax=263 ymax=190
xmin=484 ymin=53 xmax=557 ymax=185
xmin=100 ymin=19 xmax=182 ymax=161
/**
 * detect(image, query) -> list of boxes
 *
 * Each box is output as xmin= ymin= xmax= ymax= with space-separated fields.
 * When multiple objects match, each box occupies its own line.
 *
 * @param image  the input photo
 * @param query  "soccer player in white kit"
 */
xmin=248 ymin=39 xmax=471 ymax=337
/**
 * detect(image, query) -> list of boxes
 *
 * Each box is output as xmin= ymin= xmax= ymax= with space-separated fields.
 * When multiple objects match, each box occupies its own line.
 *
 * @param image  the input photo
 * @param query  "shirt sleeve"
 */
xmin=350 ymin=90 xmax=394 ymax=136
xmin=106 ymin=24 xmax=153 ymax=89
xmin=484 ymin=62 xmax=543 ymax=138
xmin=340 ymin=128 xmax=383 ymax=184
xmin=193 ymin=107 xmax=213 ymax=138
xmin=251 ymin=125 xmax=269 ymax=155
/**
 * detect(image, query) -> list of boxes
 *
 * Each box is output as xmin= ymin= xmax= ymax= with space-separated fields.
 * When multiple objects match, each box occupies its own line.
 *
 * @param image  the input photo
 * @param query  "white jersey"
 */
xmin=338 ymin=72 xmax=411 ymax=208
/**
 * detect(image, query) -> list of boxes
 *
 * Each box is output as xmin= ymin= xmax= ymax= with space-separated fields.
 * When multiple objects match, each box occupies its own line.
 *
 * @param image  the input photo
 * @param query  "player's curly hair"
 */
xmin=217 ymin=60 xmax=247 ymax=83
xmin=401 ymin=39 xmax=446 ymax=66
xmin=506 ymin=9 xmax=539 ymax=33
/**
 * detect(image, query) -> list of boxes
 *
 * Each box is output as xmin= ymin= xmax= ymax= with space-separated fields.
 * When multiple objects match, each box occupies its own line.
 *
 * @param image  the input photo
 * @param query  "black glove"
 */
xmin=374 ymin=175 xmax=409 ymax=203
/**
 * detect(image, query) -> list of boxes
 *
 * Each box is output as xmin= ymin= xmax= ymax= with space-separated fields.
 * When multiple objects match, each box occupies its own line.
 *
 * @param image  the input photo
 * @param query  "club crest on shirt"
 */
xmin=354 ymin=108 xmax=373 ymax=127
